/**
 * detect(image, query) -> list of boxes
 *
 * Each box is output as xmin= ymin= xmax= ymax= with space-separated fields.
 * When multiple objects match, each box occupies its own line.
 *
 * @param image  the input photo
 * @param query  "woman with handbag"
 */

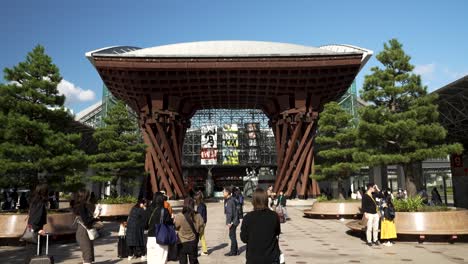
xmin=24 ymin=184 xmax=48 ymax=262
xmin=147 ymin=192 xmax=173 ymax=264
xmin=73 ymin=189 xmax=96 ymax=264
xmin=240 ymin=188 xmax=281 ymax=264
xmin=175 ymin=197 xmax=205 ymax=264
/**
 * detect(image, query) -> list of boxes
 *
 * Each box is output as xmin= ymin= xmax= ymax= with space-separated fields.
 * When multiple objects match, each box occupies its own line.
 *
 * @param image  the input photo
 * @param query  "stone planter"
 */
xmin=346 ymin=209 xmax=468 ymax=240
xmin=394 ymin=209 xmax=468 ymax=235
xmin=304 ymin=201 xmax=362 ymax=219
xmin=0 ymin=211 xmax=76 ymax=238
xmin=97 ymin=203 xmax=133 ymax=217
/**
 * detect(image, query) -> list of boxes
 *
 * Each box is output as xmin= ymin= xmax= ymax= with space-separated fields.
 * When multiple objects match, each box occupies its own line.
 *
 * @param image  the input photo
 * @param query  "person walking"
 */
xmin=224 ymin=186 xmax=240 ymax=256
xmin=276 ymin=190 xmax=289 ymax=220
xmin=380 ymin=195 xmax=397 ymax=246
xmin=175 ymin=197 xmax=205 ymax=264
xmin=25 ymin=184 xmax=48 ymax=262
xmin=147 ymin=192 xmax=173 ymax=264
xmin=362 ymin=183 xmax=381 ymax=247
xmin=240 ymin=188 xmax=281 ymax=264
xmin=73 ymin=189 xmax=96 ymax=264
xmin=126 ymin=198 xmax=148 ymax=261
xmin=195 ymin=193 xmax=208 ymax=256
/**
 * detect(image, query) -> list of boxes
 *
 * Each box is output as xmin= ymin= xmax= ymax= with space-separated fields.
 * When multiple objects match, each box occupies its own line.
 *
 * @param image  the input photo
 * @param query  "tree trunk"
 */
xmin=403 ymin=162 xmax=423 ymax=197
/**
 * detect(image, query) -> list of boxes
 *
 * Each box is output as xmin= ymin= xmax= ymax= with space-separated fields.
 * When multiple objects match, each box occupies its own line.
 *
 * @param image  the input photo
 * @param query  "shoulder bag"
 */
xmin=155 ymin=208 xmax=177 ymax=245
xmin=76 ymin=217 xmax=99 ymax=240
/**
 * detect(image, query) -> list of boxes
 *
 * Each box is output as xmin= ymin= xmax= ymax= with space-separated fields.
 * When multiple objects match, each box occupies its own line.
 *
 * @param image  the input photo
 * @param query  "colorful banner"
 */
xmin=201 ymin=125 xmax=217 ymax=165
xmin=222 ymin=148 xmax=239 ymax=165
xmin=223 ymin=124 xmax=239 ymax=165
xmin=245 ymin=123 xmax=260 ymax=163
xmin=201 ymin=148 xmax=218 ymax=165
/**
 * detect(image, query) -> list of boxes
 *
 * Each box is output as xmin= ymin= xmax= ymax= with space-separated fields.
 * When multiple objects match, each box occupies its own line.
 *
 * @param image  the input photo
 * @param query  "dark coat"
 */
xmin=126 ymin=207 xmax=147 ymax=246
xmin=197 ymin=203 xmax=207 ymax=224
xmin=28 ymin=201 xmax=47 ymax=232
xmin=147 ymin=206 xmax=173 ymax=237
xmin=224 ymin=196 xmax=239 ymax=225
xmin=240 ymin=209 xmax=281 ymax=264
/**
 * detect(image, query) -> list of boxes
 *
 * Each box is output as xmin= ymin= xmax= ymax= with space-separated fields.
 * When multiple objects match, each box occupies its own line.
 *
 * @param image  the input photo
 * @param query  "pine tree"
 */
xmin=355 ymin=39 xmax=463 ymax=196
xmin=90 ymin=101 xmax=146 ymax=197
xmin=314 ymin=101 xmax=361 ymax=198
xmin=0 ymin=45 xmax=88 ymax=189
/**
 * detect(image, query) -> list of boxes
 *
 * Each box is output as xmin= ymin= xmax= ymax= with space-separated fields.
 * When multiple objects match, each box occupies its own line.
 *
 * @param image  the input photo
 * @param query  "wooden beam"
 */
xmin=142 ymin=129 xmax=174 ymax=198
xmin=146 ymin=123 xmax=185 ymax=197
xmin=300 ymin=145 xmax=313 ymax=197
xmin=278 ymin=120 xmax=314 ymax=192
xmin=275 ymin=121 xmax=303 ymax=192
xmin=154 ymin=122 xmax=185 ymax=192
xmin=286 ymin=140 xmax=313 ymax=197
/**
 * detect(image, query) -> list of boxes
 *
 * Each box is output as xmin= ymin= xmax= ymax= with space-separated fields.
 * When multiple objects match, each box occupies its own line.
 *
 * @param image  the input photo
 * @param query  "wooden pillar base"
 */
xmin=141 ymin=110 xmax=188 ymax=199
xmin=272 ymin=109 xmax=320 ymax=198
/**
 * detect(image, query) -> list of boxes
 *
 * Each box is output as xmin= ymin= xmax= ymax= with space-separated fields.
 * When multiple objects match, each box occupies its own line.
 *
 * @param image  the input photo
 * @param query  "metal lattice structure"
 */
xmin=183 ymin=109 xmax=276 ymax=167
xmin=434 ymin=75 xmax=468 ymax=147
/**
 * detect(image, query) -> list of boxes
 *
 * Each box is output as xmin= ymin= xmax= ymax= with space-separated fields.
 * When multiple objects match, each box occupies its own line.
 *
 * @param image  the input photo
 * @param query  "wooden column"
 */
xmin=140 ymin=110 xmax=188 ymax=199
xmin=272 ymin=109 xmax=321 ymax=199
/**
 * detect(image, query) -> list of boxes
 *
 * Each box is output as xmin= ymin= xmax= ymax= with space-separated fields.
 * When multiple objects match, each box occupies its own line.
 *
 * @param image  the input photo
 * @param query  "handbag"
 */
xmin=20 ymin=224 xmax=38 ymax=244
xmin=76 ymin=218 xmax=99 ymax=240
xmin=155 ymin=208 xmax=178 ymax=245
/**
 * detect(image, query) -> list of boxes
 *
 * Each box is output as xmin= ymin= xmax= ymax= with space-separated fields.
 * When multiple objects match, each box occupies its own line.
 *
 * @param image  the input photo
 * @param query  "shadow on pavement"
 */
xmin=238 ymin=245 xmax=246 ymax=254
xmin=207 ymin=242 xmax=227 ymax=254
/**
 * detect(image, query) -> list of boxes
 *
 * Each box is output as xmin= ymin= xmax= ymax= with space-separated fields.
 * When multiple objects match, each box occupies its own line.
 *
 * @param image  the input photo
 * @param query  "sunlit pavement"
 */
xmin=1 ymin=201 xmax=468 ymax=263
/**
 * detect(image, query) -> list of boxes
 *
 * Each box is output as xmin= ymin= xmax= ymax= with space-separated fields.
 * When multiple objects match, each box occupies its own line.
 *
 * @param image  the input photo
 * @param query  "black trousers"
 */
xmin=229 ymin=224 xmax=238 ymax=253
xmin=129 ymin=245 xmax=145 ymax=257
xmin=178 ymin=240 xmax=199 ymax=264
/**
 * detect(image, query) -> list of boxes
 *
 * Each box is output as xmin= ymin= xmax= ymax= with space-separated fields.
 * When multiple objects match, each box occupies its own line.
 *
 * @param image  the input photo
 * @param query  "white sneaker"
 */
xmin=141 ymin=255 xmax=147 ymax=261
xmin=201 ymin=252 xmax=208 ymax=256
xmin=128 ymin=256 xmax=134 ymax=261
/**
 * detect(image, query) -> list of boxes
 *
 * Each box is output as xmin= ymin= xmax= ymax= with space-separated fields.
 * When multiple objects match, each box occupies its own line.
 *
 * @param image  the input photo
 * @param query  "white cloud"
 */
xmin=414 ymin=63 xmax=436 ymax=81
xmin=57 ymin=79 xmax=96 ymax=105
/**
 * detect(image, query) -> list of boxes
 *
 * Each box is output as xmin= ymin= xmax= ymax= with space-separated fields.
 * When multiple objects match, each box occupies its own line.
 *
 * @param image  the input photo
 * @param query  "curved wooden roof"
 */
xmin=87 ymin=41 xmax=372 ymax=118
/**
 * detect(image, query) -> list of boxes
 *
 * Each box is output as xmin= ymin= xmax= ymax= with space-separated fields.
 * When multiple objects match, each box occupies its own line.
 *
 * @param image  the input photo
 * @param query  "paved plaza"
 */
xmin=1 ymin=202 xmax=468 ymax=264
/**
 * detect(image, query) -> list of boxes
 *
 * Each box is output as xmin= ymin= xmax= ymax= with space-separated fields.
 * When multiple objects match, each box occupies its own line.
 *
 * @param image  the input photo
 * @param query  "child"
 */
xmin=380 ymin=195 xmax=397 ymax=246
xmin=117 ymin=221 xmax=128 ymax=258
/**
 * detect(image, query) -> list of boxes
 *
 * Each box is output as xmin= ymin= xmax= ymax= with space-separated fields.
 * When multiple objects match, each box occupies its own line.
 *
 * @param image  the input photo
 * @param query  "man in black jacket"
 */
xmin=224 ymin=187 xmax=239 ymax=256
xmin=362 ymin=183 xmax=381 ymax=246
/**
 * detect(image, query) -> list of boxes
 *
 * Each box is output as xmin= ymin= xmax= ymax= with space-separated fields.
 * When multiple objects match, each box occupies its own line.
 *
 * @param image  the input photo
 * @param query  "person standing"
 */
xmin=380 ymin=195 xmax=397 ymax=246
xmin=224 ymin=187 xmax=240 ymax=256
xmin=147 ymin=192 xmax=173 ymax=264
xmin=431 ymin=187 xmax=443 ymax=205
xmin=240 ymin=188 xmax=281 ymax=264
xmin=267 ymin=185 xmax=276 ymax=210
xmin=73 ymin=189 xmax=96 ymax=264
xmin=362 ymin=183 xmax=381 ymax=246
xmin=19 ymin=192 xmax=29 ymax=210
xmin=25 ymin=184 xmax=48 ymax=262
xmin=195 ymin=193 xmax=208 ymax=256
xmin=175 ymin=197 xmax=205 ymax=264
xmin=126 ymin=198 xmax=148 ymax=261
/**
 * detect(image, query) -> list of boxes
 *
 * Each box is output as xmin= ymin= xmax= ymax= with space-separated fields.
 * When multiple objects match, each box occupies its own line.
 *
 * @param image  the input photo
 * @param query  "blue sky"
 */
xmin=1 ymin=0 xmax=467 ymax=113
